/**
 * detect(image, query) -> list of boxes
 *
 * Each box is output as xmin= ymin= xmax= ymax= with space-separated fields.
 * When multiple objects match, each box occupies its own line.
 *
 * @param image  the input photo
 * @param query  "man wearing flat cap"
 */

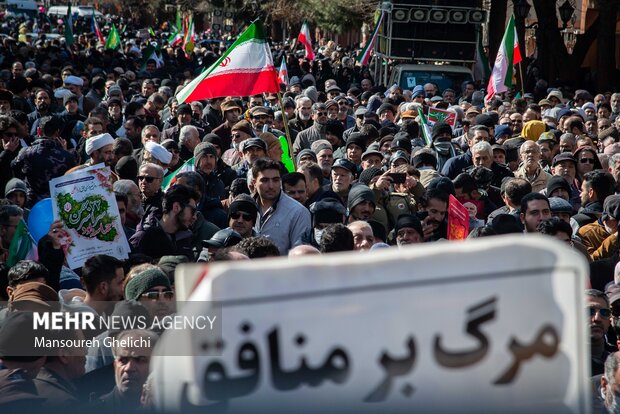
xmin=212 ymin=99 xmax=242 ymax=150
xmin=234 ymin=137 xmax=268 ymax=179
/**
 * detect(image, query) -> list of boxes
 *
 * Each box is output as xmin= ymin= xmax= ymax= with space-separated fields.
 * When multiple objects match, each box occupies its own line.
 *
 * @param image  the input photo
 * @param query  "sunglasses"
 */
xmin=580 ymin=158 xmax=595 ymax=164
xmin=316 ymin=111 xmax=327 ymax=116
xmin=232 ymin=133 xmax=242 ymax=138
xmin=141 ymin=290 xmax=174 ymax=301
xmin=137 ymin=176 xmax=160 ymax=183
xmin=231 ymin=212 xmax=254 ymax=221
xmin=612 ymin=306 xmax=620 ymax=318
xmin=588 ymin=307 xmax=611 ymax=319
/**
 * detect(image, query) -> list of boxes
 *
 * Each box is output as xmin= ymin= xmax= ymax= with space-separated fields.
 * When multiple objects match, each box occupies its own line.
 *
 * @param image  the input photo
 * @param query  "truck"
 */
xmin=373 ymin=0 xmax=486 ymax=93
xmin=1 ymin=0 xmax=40 ymax=18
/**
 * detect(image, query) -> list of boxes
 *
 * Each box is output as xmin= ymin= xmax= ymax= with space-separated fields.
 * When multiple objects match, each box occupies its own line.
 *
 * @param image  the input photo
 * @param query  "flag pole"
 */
xmin=518 ymin=61 xmax=525 ymax=96
xmin=277 ymin=91 xmax=296 ymax=170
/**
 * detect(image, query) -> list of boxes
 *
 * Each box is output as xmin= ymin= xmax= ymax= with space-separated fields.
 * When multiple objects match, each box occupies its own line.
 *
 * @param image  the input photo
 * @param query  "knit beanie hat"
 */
xmin=347 ymin=184 xmax=376 ymax=211
xmin=115 ymin=155 xmax=138 ymax=180
xmin=394 ymin=214 xmax=423 ymax=239
xmin=124 ymin=268 xmax=171 ymax=301
xmin=194 ymin=142 xmax=218 ymax=165
xmin=521 ymin=120 xmax=547 ymax=141
xmin=431 ymin=121 xmax=453 ymax=140
xmin=346 ymin=133 xmax=367 ymax=152
xmin=546 ymin=175 xmax=571 ymax=197
xmin=358 ymin=167 xmax=383 ymax=185
xmin=296 ymin=149 xmax=317 ymax=165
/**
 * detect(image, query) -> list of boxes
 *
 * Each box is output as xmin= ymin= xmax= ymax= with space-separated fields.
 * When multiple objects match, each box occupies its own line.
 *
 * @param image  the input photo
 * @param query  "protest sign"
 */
xmin=49 ymin=164 xmax=129 ymax=269
xmin=447 ymin=194 xmax=469 ymax=240
xmin=153 ymin=236 xmax=590 ymax=413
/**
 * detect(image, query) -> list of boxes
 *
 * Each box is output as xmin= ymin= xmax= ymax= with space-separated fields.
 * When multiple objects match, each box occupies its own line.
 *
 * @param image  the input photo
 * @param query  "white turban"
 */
xmin=85 ymin=133 xmax=114 ymax=156
xmin=145 ymin=141 xmax=172 ymax=165
xmin=64 ymin=75 xmax=84 ymax=87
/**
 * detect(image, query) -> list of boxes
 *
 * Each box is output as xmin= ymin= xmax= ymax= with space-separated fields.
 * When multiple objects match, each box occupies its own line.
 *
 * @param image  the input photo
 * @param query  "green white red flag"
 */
xmin=183 ymin=14 xmax=195 ymax=57
xmin=176 ymin=20 xmax=279 ymax=103
xmin=161 ymin=158 xmax=195 ymax=191
xmin=357 ymin=11 xmax=385 ymax=66
xmin=297 ymin=22 xmax=315 ymax=60
xmin=7 ymin=219 xmax=38 ymax=267
xmin=486 ymin=15 xmax=521 ymax=101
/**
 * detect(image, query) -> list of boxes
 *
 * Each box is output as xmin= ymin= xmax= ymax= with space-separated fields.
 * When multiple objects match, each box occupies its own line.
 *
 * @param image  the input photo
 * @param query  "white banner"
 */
xmin=49 ymin=164 xmax=129 ymax=269
xmin=152 ymin=236 xmax=590 ymax=414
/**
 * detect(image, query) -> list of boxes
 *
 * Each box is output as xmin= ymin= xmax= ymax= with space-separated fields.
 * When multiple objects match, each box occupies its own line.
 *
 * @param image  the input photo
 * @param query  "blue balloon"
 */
xmin=28 ymin=198 xmax=53 ymax=243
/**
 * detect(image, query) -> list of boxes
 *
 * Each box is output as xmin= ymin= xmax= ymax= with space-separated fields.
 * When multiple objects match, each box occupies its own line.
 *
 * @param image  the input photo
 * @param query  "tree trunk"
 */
xmin=488 ymin=0 xmax=507 ymax=64
xmin=532 ymin=0 xmax=598 ymax=87
xmin=596 ymin=0 xmax=619 ymax=91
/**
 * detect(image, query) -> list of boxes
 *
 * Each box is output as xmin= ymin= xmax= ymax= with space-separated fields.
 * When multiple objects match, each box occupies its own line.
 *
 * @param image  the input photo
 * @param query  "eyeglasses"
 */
xmin=580 ymin=158 xmax=595 ymax=164
xmin=230 ymin=212 xmax=254 ymax=221
xmin=232 ymin=133 xmax=242 ymax=139
xmin=141 ymin=290 xmax=174 ymax=301
xmin=588 ymin=307 xmax=611 ymax=319
xmin=137 ymin=176 xmax=161 ymax=183
xmin=316 ymin=111 xmax=327 ymax=116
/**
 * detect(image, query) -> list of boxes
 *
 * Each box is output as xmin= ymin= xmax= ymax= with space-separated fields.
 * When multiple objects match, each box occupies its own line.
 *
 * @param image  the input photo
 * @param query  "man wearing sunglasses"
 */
xmin=228 ymin=194 xmax=259 ymax=239
xmin=588 ymin=289 xmax=613 ymax=376
xmin=138 ymin=163 xmax=165 ymax=220
xmin=130 ymin=185 xmax=199 ymax=261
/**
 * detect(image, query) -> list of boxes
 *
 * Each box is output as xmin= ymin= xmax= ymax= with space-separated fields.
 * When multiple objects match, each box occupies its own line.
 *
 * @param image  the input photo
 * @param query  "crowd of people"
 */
xmin=1 ymin=10 xmax=620 ymax=413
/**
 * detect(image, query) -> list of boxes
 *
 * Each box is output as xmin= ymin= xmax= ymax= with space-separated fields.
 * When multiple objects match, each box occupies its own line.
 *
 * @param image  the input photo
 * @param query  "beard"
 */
xmin=605 ymin=390 xmax=620 ymax=413
xmin=298 ymin=112 xmax=311 ymax=121
xmin=175 ymin=211 xmax=190 ymax=231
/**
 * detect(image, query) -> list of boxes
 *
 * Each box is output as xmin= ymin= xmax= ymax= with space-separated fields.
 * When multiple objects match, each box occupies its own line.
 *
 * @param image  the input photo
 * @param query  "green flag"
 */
xmin=148 ymin=27 xmax=156 ymax=37
xmin=418 ymin=111 xmax=432 ymax=146
xmin=64 ymin=2 xmax=74 ymax=45
xmin=105 ymin=24 xmax=121 ymax=50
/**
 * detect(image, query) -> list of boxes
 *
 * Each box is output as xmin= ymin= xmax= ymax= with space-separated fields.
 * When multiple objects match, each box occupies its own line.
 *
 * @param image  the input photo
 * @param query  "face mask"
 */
xmin=434 ymin=141 xmax=452 ymax=156
xmin=314 ymin=228 xmax=324 ymax=244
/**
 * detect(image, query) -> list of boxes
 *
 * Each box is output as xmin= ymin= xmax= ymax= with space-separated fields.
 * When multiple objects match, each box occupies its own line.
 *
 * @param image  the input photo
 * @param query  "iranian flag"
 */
xmin=168 ymin=30 xmax=182 ymax=46
xmin=485 ymin=15 xmax=521 ymax=101
xmin=176 ymin=20 xmax=279 ymax=103
xmin=297 ymin=22 xmax=315 ymax=60
xmin=183 ymin=14 xmax=195 ymax=57
xmin=91 ymin=10 xmax=104 ymax=43
xmin=278 ymin=58 xmax=288 ymax=86
xmin=6 ymin=219 xmax=38 ymax=267
xmin=162 ymin=158 xmax=195 ymax=191
xmin=357 ymin=11 xmax=385 ymax=66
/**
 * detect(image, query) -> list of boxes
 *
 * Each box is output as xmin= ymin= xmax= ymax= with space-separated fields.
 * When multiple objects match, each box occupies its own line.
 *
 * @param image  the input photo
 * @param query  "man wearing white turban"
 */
xmin=85 ymin=132 xmax=115 ymax=167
